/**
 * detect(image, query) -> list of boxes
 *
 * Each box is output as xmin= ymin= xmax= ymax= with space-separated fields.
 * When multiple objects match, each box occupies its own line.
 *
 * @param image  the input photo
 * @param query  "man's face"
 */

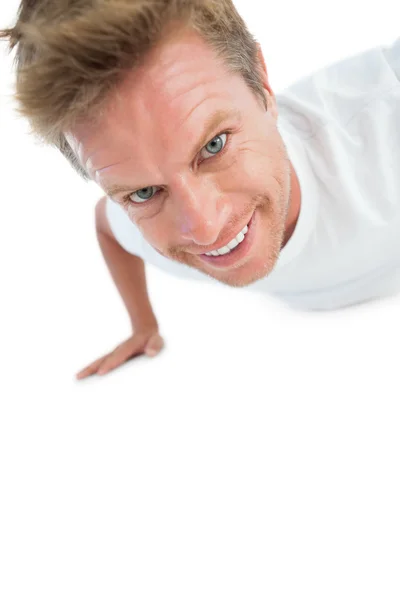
xmin=68 ymin=28 xmax=299 ymax=288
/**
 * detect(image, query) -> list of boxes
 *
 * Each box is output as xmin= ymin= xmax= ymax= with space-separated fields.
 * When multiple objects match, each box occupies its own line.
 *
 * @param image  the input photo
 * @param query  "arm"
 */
xmin=76 ymin=197 xmax=164 ymax=379
xmin=95 ymin=196 xmax=158 ymax=332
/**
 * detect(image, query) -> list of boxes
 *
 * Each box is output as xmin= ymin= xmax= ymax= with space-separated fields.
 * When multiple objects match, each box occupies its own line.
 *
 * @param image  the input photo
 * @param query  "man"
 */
xmin=1 ymin=2 xmax=399 ymax=379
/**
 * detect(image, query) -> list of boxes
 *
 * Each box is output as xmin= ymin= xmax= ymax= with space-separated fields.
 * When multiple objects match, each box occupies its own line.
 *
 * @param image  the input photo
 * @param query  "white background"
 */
xmin=1 ymin=1 xmax=399 ymax=598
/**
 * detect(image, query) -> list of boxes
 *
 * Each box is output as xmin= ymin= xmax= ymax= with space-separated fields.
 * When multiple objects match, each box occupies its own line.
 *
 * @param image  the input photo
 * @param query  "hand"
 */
xmin=75 ymin=329 xmax=165 ymax=380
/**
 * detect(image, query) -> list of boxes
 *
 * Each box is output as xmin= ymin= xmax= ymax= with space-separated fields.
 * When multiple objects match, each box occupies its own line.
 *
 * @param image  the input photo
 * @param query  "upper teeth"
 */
xmin=204 ymin=224 xmax=249 ymax=256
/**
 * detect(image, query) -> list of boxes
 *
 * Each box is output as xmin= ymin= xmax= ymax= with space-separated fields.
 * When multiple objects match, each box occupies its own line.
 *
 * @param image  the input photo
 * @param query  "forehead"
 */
xmin=123 ymin=26 xmax=232 ymax=100
xmin=70 ymin=28 xmax=246 ymax=173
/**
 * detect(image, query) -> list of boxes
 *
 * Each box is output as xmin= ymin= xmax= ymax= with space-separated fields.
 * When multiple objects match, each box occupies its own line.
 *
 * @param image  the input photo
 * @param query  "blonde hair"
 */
xmin=1 ymin=0 xmax=268 ymax=181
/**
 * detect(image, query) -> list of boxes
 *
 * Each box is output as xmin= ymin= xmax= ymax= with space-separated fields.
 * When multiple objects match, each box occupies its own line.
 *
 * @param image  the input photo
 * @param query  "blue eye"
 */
xmin=200 ymin=133 xmax=227 ymax=160
xmin=133 ymin=187 xmax=158 ymax=202
xmin=126 ymin=186 xmax=162 ymax=204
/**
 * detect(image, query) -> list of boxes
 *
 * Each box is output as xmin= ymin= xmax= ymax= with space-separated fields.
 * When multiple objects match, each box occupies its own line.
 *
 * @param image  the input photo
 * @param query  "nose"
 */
xmin=171 ymin=173 xmax=231 ymax=246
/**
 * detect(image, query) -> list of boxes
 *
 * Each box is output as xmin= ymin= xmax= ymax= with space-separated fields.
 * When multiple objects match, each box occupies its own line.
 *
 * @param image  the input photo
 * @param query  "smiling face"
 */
xmin=68 ymin=27 xmax=301 ymax=288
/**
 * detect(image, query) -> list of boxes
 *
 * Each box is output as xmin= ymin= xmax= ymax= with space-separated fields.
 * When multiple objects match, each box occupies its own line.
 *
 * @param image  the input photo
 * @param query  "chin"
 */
xmin=214 ymin=266 xmax=273 ymax=288
xmin=201 ymin=253 xmax=278 ymax=288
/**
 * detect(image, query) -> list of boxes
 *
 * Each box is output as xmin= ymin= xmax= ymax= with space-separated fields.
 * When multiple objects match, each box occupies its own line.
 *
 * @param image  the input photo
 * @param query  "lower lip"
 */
xmin=199 ymin=211 xmax=256 ymax=269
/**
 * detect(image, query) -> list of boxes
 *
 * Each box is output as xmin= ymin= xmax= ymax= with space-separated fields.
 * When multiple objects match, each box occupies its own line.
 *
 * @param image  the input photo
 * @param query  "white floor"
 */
xmin=1 ymin=3 xmax=400 ymax=598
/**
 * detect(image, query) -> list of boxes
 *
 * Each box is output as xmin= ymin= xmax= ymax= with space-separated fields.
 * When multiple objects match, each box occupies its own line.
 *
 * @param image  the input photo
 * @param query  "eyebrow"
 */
xmin=103 ymin=107 xmax=241 ymax=199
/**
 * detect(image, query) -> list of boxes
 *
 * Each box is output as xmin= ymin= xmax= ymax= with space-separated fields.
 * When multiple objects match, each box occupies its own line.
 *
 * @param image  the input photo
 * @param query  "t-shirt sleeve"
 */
xmin=382 ymin=36 xmax=400 ymax=81
xmin=105 ymin=196 xmax=144 ymax=259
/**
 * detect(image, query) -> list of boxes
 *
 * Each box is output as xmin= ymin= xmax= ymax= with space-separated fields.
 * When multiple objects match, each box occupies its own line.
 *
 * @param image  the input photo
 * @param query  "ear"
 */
xmin=256 ymin=42 xmax=278 ymax=118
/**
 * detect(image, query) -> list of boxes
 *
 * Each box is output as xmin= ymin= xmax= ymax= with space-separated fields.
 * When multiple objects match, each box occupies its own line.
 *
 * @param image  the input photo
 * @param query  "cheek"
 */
xmin=230 ymin=147 xmax=274 ymax=193
xmin=136 ymin=219 xmax=170 ymax=252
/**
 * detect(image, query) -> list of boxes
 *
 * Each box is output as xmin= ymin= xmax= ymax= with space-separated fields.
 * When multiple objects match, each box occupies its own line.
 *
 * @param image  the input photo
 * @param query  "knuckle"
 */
xmin=100 ymin=359 xmax=112 ymax=370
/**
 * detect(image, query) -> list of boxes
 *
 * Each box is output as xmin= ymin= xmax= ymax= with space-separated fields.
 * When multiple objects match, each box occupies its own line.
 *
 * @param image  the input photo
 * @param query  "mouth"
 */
xmin=199 ymin=211 xmax=256 ymax=269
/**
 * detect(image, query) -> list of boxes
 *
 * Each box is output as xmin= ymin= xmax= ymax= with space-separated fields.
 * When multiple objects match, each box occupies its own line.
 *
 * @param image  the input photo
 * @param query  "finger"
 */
xmin=145 ymin=334 xmax=165 ymax=357
xmin=76 ymin=356 xmax=108 ymax=380
xmin=97 ymin=341 xmax=143 ymax=375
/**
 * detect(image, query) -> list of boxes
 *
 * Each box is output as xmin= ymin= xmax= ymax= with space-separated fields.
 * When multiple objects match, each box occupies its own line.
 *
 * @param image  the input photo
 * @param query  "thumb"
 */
xmin=144 ymin=332 xmax=164 ymax=357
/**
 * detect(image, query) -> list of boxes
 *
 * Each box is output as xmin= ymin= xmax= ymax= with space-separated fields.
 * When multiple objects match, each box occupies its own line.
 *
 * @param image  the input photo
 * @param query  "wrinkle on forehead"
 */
xmin=69 ymin=28 xmax=243 ymax=179
xmin=111 ymin=28 xmax=228 ymax=110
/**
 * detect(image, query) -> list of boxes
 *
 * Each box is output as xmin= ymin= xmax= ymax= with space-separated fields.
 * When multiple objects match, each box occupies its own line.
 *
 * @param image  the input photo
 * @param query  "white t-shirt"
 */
xmin=106 ymin=36 xmax=400 ymax=311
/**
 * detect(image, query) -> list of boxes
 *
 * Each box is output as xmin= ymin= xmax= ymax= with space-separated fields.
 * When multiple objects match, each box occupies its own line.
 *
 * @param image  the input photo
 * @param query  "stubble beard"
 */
xmin=202 ymin=157 xmax=292 ymax=289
